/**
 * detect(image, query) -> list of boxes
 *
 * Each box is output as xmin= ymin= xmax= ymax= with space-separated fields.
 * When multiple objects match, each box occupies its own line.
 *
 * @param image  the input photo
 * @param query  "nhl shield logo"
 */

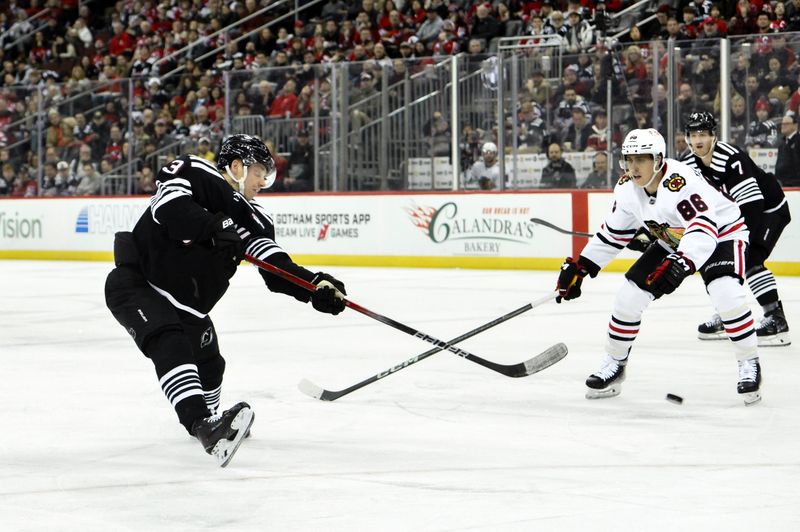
xmin=200 ymin=326 xmax=214 ymax=348
xmin=663 ymin=173 xmax=686 ymax=192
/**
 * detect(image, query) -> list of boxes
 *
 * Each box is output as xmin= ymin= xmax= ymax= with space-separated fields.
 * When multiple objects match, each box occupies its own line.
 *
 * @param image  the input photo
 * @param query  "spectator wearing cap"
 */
xmin=468 ymin=142 xmax=503 ymax=190
xmin=398 ymin=39 xmax=415 ymax=60
xmin=416 ymin=9 xmax=444 ymax=45
xmin=57 ymin=160 xmax=78 ymax=195
xmin=746 ymin=97 xmax=778 ymax=148
xmin=540 ymin=142 xmax=576 ymax=188
xmin=196 ymin=137 xmax=215 ymax=163
xmin=564 ymin=11 xmax=593 ymax=53
xmin=775 ymin=112 xmax=800 ymax=186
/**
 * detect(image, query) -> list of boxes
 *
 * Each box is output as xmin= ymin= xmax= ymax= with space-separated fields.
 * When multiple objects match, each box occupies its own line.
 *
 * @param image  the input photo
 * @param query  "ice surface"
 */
xmin=1 ymin=261 xmax=798 ymax=531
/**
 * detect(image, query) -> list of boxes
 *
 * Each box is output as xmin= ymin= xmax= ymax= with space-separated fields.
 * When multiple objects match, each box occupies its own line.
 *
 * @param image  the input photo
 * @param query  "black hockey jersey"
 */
xmin=682 ymin=141 xmax=787 ymax=233
xmin=131 ymin=154 xmax=314 ymax=317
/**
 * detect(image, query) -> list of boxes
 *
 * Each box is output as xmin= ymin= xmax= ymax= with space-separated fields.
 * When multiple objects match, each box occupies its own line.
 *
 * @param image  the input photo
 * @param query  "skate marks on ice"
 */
xmin=1 ymin=261 xmax=799 ymax=531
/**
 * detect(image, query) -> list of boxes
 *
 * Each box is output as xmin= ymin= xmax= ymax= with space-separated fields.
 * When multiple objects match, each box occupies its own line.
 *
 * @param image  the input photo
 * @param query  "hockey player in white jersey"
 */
xmin=554 ymin=128 xmax=762 ymax=405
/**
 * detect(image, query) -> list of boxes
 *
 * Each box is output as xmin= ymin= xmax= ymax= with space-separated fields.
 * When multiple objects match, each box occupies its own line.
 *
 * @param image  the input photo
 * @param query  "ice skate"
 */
xmin=191 ymin=401 xmax=255 ymax=467
xmin=585 ymin=355 xmax=627 ymax=399
xmin=737 ymin=358 xmax=762 ymax=406
xmin=697 ymin=314 xmax=725 ymax=340
xmin=756 ymin=310 xmax=791 ymax=347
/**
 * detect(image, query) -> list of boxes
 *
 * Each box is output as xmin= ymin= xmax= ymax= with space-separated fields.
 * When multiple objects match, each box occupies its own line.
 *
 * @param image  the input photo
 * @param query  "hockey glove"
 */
xmin=645 ymin=252 xmax=695 ymax=298
xmin=556 ymin=257 xmax=593 ymax=303
xmin=203 ymin=212 xmax=244 ymax=266
xmin=310 ymin=272 xmax=347 ymax=315
xmin=626 ymin=227 xmax=655 ymax=253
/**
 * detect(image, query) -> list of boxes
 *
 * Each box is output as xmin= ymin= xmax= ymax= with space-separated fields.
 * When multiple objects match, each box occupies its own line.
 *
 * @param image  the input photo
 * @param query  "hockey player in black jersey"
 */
xmin=105 ymin=134 xmax=347 ymax=466
xmin=682 ymin=112 xmax=791 ymax=346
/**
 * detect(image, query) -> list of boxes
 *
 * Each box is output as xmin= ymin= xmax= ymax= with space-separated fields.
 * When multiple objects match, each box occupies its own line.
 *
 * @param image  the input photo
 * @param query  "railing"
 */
xmin=4 ymin=31 xmax=798 ymax=195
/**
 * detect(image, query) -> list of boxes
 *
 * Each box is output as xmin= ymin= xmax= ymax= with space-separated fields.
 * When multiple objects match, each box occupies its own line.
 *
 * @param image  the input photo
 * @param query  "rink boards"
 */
xmin=0 ymin=190 xmax=798 ymax=275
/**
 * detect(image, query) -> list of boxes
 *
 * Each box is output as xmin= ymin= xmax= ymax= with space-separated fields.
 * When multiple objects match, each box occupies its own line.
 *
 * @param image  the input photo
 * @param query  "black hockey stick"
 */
xmin=299 ymin=295 xmax=567 ymax=401
xmin=245 ymin=254 xmax=561 ymax=378
xmin=530 ymin=217 xmax=654 ymax=252
xmin=530 ymin=217 xmax=593 ymax=238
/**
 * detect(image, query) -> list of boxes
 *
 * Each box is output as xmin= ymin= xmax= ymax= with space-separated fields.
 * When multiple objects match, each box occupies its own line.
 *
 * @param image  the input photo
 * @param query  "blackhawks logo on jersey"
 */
xmin=663 ymin=173 xmax=686 ymax=192
xmin=644 ymin=220 xmax=685 ymax=249
xmin=617 ymin=174 xmax=631 ymax=186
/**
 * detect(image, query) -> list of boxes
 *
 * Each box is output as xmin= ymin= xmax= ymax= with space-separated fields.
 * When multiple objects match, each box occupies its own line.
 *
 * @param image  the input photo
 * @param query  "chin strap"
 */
xmin=224 ymin=164 xmax=248 ymax=195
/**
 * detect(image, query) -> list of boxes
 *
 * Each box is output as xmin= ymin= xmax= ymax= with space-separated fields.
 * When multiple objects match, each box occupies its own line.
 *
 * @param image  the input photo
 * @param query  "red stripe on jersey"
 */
xmin=719 ymin=222 xmax=745 ymax=237
xmin=687 ymin=220 xmax=718 ymax=237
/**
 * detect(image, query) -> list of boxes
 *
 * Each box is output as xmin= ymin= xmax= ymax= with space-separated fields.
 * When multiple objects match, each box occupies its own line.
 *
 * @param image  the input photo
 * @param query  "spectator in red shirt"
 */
xmin=269 ymin=79 xmax=298 ymax=118
xmin=108 ymin=20 xmax=134 ymax=58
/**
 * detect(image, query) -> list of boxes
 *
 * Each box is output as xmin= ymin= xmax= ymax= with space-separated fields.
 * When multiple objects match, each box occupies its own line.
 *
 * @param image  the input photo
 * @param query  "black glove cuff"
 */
xmin=577 ymin=255 xmax=602 ymax=278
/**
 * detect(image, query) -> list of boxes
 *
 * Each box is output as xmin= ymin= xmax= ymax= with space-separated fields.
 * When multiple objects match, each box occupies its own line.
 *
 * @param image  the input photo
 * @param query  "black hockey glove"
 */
xmin=646 ymin=252 xmax=695 ymax=298
xmin=556 ymin=257 xmax=595 ymax=303
xmin=203 ymin=212 xmax=244 ymax=266
xmin=310 ymin=272 xmax=347 ymax=315
xmin=626 ymin=227 xmax=655 ymax=253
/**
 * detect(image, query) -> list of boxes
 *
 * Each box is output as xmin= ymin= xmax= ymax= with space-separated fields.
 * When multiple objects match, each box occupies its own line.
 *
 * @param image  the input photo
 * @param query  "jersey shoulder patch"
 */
xmin=617 ymin=174 xmax=631 ymax=186
xmin=662 ymin=173 xmax=686 ymax=192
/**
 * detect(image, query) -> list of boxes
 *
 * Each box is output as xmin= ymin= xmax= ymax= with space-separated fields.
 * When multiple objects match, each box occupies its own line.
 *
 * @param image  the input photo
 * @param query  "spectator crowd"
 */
xmin=1 ymin=0 xmax=800 ymax=195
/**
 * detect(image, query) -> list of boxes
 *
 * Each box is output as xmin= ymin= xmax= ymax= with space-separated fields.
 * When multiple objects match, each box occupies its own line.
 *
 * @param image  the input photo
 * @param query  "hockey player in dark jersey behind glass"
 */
xmin=104 ymin=134 xmax=347 ymax=467
xmin=682 ymin=112 xmax=791 ymax=347
xmin=556 ymin=128 xmax=762 ymax=405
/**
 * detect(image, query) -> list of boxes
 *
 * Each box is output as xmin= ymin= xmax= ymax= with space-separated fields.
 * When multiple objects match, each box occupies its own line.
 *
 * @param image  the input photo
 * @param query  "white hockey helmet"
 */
xmin=482 ymin=141 xmax=498 ymax=154
xmin=620 ymin=128 xmax=666 ymax=175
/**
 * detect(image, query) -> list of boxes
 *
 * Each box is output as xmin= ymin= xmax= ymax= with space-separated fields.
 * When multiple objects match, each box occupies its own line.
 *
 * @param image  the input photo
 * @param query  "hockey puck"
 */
xmin=666 ymin=393 xmax=684 ymax=404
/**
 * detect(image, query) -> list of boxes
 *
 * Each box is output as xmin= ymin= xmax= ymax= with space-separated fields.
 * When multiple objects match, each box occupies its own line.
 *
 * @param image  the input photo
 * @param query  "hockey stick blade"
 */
xmin=523 ymin=342 xmax=568 ymax=376
xmin=530 ymin=217 xmax=593 ymax=238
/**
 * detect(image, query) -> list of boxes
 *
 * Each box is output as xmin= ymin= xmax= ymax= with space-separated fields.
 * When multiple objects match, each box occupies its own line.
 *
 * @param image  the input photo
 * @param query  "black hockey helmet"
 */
xmin=217 ymin=134 xmax=276 ymax=175
xmin=684 ymin=111 xmax=717 ymax=135
xmin=217 ymin=133 xmax=277 ymax=190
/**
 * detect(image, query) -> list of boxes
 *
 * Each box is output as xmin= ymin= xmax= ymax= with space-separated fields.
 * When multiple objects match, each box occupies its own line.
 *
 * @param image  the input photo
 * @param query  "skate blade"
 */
xmin=212 ymin=407 xmax=255 ymax=468
xmin=757 ymin=333 xmax=791 ymax=347
xmin=698 ymin=332 xmax=726 ymax=341
xmin=741 ymin=391 xmax=762 ymax=406
xmin=585 ymin=385 xmax=622 ymax=399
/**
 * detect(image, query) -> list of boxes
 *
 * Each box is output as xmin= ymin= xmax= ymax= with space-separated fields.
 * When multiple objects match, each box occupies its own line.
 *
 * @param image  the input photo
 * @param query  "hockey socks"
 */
xmin=147 ymin=332 xmax=210 ymax=431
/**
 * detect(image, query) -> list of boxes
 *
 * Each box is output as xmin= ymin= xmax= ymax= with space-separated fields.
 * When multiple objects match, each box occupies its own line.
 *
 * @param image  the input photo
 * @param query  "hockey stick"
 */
xmin=530 ymin=217 xmax=655 ymax=252
xmin=298 ymin=296 xmax=567 ymax=401
xmin=245 ymin=254 xmax=560 ymax=378
xmin=530 ymin=217 xmax=593 ymax=238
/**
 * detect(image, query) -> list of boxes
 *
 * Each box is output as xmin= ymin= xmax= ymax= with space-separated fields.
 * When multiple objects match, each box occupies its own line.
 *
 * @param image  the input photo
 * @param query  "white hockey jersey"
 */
xmin=581 ymin=158 xmax=748 ymax=271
